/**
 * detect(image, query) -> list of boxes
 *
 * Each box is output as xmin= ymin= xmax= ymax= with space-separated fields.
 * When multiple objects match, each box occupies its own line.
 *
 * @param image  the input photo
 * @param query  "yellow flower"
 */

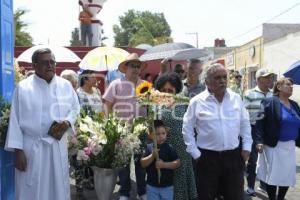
xmin=136 ymin=81 xmax=153 ymax=96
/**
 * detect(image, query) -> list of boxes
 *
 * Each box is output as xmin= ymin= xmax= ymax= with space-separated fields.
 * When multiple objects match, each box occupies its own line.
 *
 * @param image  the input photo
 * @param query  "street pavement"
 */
xmin=71 ymin=148 xmax=300 ymax=200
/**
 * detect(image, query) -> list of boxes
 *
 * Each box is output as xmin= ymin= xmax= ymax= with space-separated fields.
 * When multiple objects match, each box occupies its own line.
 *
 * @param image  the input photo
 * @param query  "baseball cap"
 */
xmin=255 ymin=68 xmax=274 ymax=79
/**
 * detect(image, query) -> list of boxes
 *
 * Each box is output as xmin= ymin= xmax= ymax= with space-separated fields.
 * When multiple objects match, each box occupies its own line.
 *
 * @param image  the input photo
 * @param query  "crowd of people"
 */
xmin=4 ymin=47 xmax=300 ymax=200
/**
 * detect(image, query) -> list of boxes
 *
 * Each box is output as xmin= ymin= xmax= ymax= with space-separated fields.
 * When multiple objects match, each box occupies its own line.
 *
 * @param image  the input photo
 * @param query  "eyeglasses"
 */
xmin=128 ymin=63 xmax=141 ymax=69
xmin=36 ymin=59 xmax=56 ymax=66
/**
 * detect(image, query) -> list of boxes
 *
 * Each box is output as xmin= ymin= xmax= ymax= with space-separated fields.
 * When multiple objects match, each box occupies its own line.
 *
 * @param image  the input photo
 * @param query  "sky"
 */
xmin=14 ymin=0 xmax=300 ymax=48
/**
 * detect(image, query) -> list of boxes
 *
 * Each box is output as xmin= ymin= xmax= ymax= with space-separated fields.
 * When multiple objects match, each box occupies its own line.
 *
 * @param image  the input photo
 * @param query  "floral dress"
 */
xmin=161 ymin=105 xmax=198 ymax=200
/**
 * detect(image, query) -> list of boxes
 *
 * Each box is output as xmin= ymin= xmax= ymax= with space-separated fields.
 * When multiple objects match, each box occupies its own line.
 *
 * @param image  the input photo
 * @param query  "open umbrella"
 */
xmin=284 ymin=60 xmax=300 ymax=84
xmin=140 ymin=42 xmax=207 ymax=61
xmin=17 ymin=45 xmax=81 ymax=63
xmin=79 ymin=47 xmax=129 ymax=72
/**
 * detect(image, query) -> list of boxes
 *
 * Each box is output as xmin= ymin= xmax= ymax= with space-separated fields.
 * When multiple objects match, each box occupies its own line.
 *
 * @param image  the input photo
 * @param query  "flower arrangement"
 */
xmin=135 ymin=81 xmax=189 ymax=183
xmin=136 ymin=81 xmax=189 ymax=108
xmin=0 ymin=97 xmax=11 ymax=146
xmin=69 ymin=110 xmax=144 ymax=169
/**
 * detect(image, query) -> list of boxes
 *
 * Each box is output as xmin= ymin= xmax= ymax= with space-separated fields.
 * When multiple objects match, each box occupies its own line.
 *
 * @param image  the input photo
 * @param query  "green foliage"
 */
xmin=14 ymin=9 xmax=33 ymax=46
xmin=90 ymin=114 xmax=123 ymax=168
xmin=113 ymin=10 xmax=172 ymax=47
xmin=14 ymin=60 xmax=24 ymax=83
xmin=0 ymin=97 xmax=11 ymax=146
xmin=70 ymin=27 xmax=82 ymax=46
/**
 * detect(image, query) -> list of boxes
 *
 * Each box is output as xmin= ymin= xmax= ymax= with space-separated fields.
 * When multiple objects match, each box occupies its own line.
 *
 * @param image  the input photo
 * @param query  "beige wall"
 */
xmin=234 ymin=37 xmax=263 ymax=72
xmin=224 ymin=37 xmax=264 ymax=90
xmin=264 ymin=31 xmax=300 ymax=103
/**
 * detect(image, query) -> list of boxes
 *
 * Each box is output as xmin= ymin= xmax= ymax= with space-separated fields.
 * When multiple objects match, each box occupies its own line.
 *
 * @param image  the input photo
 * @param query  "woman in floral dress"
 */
xmin=154 ymin=72 xmax=198 ymax=200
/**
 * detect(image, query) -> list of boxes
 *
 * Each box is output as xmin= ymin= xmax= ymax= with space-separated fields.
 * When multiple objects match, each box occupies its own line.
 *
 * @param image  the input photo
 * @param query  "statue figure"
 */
xmin=79 ymin=0 xmax=107 ymax=46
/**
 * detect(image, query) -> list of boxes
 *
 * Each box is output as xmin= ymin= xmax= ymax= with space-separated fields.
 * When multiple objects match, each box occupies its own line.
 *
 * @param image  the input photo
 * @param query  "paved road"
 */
xmin=71 ymin=148 xmax=300 ymax=200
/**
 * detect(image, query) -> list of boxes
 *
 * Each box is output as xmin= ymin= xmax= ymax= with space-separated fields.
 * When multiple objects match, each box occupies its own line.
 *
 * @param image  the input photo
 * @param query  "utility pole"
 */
xmin=186 ymin=32 xmax=199 ymax=48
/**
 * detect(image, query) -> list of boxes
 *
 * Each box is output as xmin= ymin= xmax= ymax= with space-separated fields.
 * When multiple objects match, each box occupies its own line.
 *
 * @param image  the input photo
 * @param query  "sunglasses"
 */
xmin=128 ymin=63 xmax=142 ymax=69
xmin=36 ymin=59 xmax=56 ymax=66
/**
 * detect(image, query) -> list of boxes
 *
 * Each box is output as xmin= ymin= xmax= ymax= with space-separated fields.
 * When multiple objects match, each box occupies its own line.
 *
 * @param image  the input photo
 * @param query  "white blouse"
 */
xmin=77 ymin=87 xmax=103 ymax=113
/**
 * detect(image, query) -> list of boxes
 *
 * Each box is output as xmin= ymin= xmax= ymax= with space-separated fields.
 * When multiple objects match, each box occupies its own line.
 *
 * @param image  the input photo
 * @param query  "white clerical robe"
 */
xmin=5 ymin=74 xmax=80 ymax=200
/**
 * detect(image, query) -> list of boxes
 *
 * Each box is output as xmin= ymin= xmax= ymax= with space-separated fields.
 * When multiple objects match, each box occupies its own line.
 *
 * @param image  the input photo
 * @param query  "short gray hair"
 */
xmin=31 ymin=48 xmax=54 ymax=63
xmin=60 ymin=69 xmax=78 ymax=87
xmin=201 ymin=63 xmax=226 ymax=82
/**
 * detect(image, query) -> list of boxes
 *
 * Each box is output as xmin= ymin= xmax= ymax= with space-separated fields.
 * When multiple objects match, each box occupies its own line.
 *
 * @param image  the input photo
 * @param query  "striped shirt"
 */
xmin=243 ymin=86 xmax=273 ymax=125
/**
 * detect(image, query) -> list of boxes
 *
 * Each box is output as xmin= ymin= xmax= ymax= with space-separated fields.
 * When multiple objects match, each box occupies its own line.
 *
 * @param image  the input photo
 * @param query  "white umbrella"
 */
xmin=17 ymin=45 xmax=81 ymax=63
xmin=140 ymin=42 xmax=207 ymax=61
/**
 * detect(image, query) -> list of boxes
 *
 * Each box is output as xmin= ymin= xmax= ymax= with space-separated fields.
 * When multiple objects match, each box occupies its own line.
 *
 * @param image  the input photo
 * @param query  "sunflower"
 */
xmin=136 ymin=81 xmax=153 ymax=96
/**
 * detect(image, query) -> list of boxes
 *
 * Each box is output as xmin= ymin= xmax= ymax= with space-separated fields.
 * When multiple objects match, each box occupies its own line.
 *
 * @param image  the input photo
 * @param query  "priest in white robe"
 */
xmin=5 ymin=48 xmax=80 ymax=200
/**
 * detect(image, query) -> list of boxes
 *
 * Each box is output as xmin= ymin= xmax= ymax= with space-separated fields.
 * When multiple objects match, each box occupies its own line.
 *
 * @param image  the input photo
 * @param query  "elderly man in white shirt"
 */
xmin=182 ymin=63 xmax=252 ymax=200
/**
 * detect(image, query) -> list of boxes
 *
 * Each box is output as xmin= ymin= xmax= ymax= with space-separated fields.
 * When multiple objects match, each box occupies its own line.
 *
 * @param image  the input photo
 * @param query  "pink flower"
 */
xmin=77 ymin=150 xmax=89 ymax=161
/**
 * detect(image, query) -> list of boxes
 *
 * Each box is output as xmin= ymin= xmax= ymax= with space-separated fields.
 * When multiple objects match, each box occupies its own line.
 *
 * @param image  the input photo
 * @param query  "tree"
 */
xmin=14 ymin=9 xmax=33 ymax=46
xmin=113 ymin=10 xmax=172 ymax=47
xmin=70 ymin=27 xmax=82 ymax=46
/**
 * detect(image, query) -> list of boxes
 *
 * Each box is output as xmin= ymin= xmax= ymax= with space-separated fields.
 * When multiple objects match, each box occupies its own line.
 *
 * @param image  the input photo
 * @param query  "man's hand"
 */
xmin=256 ymin=144 xmax=264 ymax=153
xmin=241 ymin=150 xmax=250 ymax=162
xmin=15 ymin=149 xmax=27 ymax=171
xmin=51 ymin=121 xmax=70 ymax=140
xmin=155 ymin=159 xmax=165 ymax=169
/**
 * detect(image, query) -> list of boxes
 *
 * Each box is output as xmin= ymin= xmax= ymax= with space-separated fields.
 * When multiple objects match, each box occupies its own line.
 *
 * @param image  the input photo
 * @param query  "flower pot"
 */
xmin=92 ymin=166 xmax=118 ymax=200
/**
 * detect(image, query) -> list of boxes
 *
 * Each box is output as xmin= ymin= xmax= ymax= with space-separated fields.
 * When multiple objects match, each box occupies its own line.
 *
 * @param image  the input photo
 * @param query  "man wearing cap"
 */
xmin=103 ymin=53 xmax=147 ymax=200
xmin=243 ymin=68 xmax=275 ymax=197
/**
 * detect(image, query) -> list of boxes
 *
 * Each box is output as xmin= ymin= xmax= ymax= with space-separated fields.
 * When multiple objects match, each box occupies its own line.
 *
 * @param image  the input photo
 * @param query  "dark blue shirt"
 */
xmin=143 ymin=142 xmax=179 ymax=187
xmin=279 ymin=103 xmax=300 ymax=141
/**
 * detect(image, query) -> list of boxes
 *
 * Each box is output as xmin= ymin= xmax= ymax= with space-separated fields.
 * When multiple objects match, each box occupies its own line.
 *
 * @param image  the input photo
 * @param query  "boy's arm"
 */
xmin=140 ymin=153 xmax=155 ymax=168
xmin=155 ymin=159 xmax=181 ymax=170
xmin=156 ymin=144 xmax=181 ymax=169
xmin=141 ymin=145 xmax=158 ymax=168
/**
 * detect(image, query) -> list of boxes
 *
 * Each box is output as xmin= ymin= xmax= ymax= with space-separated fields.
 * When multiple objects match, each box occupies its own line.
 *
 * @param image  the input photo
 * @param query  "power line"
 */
xmin=227 ymin=2 xmax=300 ymax=42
